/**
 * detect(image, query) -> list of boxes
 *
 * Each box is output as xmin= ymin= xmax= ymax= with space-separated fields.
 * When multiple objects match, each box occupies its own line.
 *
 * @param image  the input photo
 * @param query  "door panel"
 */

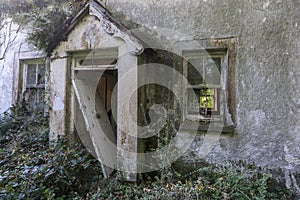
xmin=72 ymin=70 xmax=117 ymax=178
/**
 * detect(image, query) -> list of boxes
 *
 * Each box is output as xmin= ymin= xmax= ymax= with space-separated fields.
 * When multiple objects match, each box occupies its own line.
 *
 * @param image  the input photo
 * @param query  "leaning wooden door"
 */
xmin=72 ymin=70 xmax=117 ymax=178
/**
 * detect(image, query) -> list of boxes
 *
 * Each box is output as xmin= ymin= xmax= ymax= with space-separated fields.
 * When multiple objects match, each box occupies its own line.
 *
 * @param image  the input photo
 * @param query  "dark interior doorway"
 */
xmin=96 ymin=69 xmax=118 ymax=139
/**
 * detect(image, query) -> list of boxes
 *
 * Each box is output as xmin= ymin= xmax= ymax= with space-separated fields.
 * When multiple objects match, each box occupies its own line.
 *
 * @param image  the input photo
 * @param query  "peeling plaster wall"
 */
xmin=0 ymin=19 xmax=41 ymax=114
xmin=0 ymin=20 xmax=23 ymax=113
xmin=49 ymin=55 xmax=67 ymax=141
xmin=106 ymin=0 xmax=300 ymax=182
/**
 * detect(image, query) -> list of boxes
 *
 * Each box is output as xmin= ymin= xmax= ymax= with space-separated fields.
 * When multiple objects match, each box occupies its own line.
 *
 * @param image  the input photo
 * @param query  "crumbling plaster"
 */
xmin=0 ymin=20 xmax=43 ymax=114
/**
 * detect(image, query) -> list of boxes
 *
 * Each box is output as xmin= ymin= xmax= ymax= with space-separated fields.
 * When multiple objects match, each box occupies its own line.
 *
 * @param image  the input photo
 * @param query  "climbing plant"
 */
xmin=0 ymin=0 xmax=86 ymax=54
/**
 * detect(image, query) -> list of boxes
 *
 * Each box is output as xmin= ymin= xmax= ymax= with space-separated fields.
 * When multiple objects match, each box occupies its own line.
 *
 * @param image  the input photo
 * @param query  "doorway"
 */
xmin=96 ymin=69 xmax=118 ymax=140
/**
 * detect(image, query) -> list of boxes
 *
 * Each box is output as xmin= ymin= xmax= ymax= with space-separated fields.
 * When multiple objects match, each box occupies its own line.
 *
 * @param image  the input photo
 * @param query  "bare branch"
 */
xmin=0 ymin=20 xmax=21 ymax=75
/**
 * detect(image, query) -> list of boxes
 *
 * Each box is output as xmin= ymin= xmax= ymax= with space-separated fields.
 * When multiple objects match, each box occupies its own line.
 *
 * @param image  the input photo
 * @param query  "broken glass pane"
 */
xmin=187 ymin=88 xmax=219 ymax=117
xmin=37 ymin=64 xmax=46 ymax=85
xmin=27 ymin=64 xmax=36 ymax=85
xmin=200 ymin=95 xmax=214 ymax=109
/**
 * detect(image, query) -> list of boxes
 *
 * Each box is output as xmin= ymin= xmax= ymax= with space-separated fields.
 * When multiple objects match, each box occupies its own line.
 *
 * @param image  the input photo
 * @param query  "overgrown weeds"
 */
xmin=87 ymin=163 xmax=294 ymax=200
xmin=0 ymin=106 xmax=295 ymax=199
xmin=0 ymin=107 xmax=102 ymax=199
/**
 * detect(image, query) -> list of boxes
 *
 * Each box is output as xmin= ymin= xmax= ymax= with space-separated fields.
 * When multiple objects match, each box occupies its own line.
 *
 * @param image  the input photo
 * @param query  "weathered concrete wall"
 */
xmin=106 ymin=0 xmax=300 ymax=188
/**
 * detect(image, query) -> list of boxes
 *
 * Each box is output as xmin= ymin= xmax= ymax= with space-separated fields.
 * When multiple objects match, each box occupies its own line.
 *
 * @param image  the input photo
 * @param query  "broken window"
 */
xmin=24 ymin=62 xmax=46 ymax=111
xmin=183 ymin=51 xmax=225 ymax=121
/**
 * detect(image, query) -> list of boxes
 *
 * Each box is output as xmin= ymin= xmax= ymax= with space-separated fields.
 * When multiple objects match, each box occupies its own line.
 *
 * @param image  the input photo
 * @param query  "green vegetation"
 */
xmin=0 ymin=0 xmax=85 ymax=54
xmin=90 ymin=164 xmax=294 ymax=200
xmin=0 ymin=107 xmax=103 ymax=199
xmin=0 ymin=107 xmax=294 ymax=199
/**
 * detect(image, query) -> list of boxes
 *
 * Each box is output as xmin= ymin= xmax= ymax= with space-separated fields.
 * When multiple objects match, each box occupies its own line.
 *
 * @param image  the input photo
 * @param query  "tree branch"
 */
xmin=0 ymin=20 xmax=21 ymax=75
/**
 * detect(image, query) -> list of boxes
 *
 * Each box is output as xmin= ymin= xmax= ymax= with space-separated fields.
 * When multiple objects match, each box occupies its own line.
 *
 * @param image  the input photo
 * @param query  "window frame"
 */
xmin=21 ymin=59 xmax=46 ymax=111
xmin=183 ymin=49 xmax=227 ymax=122
xmin=71 ymin=48 xmax=118 ymax=71
xmin=25 ymin=63 xmax=46 ymax=89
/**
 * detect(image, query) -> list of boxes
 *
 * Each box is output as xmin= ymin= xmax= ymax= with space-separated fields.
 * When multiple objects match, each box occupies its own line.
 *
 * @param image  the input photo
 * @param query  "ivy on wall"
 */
xmin=0 ymin=0 xmax=86 ymax=54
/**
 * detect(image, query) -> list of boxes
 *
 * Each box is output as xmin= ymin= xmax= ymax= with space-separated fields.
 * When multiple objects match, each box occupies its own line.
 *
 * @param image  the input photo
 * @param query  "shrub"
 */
xmin=0 ymin=107 xmax=294 ymax=199
xmin=86 ymin=162 xmax=294 ymax=199
xmin=0 ymin=107 xmax=103 ymax=199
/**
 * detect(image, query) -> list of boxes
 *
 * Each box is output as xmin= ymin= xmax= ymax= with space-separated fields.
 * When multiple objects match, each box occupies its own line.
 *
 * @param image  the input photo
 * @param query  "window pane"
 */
xmin=200 ymin=88 xmax=218 ymax=111
xmin=204 ymin=57 xmax=221 ymax=85
xmin=187 ymin=58 xmax=203 ymax=85
xmin=37 ymin=64 xmax=45 ymax=85
xmin=187 ymin=88 xmax=200 ymax=115
xmin=79 ymin=58 xmax=117 ymax=66
xmin=187 ymin=88 xmax=219 ymax=117
xmin=27 ymin=64 xmax=36 ymax=85
xmin=200 ymin=95 xmax=214 ymax=109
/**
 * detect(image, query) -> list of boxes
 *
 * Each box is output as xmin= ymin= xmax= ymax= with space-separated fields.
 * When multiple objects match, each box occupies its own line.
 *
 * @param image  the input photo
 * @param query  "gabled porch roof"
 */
xmin=49 ymin=0 xmax=144 ymax=55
